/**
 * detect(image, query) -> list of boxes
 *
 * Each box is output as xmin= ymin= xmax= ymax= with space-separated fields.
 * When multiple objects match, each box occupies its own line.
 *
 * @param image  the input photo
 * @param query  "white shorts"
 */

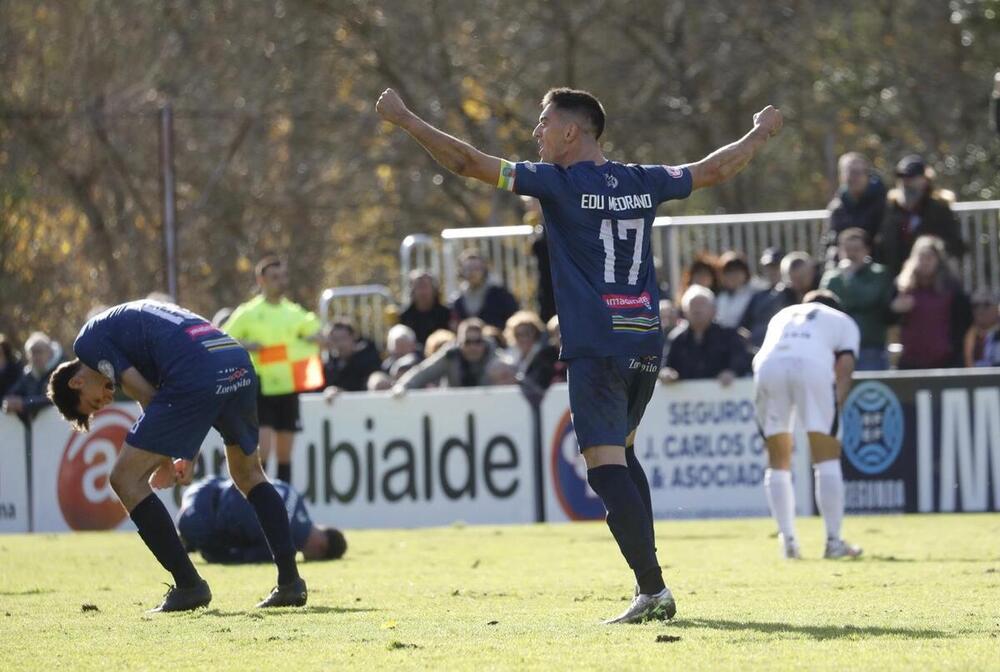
xmin=753 ymin=356 xmax=837 ymax=437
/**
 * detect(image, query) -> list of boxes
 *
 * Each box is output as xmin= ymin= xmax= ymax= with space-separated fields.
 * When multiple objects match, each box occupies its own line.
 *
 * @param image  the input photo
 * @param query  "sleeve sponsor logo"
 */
xmin=186 ymin=323 xmax=221 ymax=339
xmin=666 ymin=166 xmax=683 ymax=178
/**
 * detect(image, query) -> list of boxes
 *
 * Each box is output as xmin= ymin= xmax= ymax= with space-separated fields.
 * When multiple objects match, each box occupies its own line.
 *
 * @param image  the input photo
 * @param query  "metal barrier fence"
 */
xmin=398 ymin=200 xmax=1000 ymax=309
xmin=318 ymin=285 xmax=398 ymax=351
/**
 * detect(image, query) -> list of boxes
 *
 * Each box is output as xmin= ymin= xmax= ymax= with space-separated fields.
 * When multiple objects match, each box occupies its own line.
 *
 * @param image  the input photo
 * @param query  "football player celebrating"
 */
xmin=377 ymin=86 xmax=781 ymax=622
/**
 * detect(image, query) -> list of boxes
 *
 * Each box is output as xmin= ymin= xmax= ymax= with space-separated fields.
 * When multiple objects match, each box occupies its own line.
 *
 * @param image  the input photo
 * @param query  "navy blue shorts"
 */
xmin=127 ymin=354 xmax=260 ymax=460
xmin=567 ymin=355 xmax=659 ymax=451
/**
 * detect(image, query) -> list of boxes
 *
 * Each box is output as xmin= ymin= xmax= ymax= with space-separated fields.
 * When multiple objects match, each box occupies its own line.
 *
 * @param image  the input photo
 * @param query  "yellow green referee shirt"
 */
xmin=224 ymin=295 xmax=323 ymax=396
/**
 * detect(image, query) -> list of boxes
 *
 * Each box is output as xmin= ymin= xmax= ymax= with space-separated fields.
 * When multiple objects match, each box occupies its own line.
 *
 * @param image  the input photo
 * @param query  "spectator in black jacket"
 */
xmin=875 ymin=155 xmax=966 ymax=276
xmin=450 ymin=249 xmax=519 ymax=330
xmin=741 ymin=248 xmax=798 ymax=350
xmin=660 ymin=286 xmax=751 ymax=386
xmin=2 ymin=331 xmax=63 ymax=423
xmin=321 ymin=318 xmax=383 ymax=402
xmin=398 ymin=270 xmax=452 ymax=349
xmin=822 ymin=152 xmax=886 ymax=264
xmin=0 ymin=334 xmax=22 ymax=398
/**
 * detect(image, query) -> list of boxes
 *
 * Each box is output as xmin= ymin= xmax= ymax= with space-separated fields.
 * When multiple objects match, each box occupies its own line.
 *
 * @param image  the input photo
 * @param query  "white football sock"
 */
xmin=814 ymin=459 xmax=845 ymax=541
xmin=764 ymin=468 xmax=796 ymax=542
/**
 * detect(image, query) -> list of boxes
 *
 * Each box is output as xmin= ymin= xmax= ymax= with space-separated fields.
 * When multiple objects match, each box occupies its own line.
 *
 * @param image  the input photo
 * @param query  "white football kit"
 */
xmin=753 ymin=302 xmax=860 ymax=436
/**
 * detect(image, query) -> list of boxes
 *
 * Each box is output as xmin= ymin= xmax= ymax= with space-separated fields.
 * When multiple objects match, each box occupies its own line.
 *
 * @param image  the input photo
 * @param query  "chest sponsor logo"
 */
xmin=602 ymin=292 xmax=653 ymax=310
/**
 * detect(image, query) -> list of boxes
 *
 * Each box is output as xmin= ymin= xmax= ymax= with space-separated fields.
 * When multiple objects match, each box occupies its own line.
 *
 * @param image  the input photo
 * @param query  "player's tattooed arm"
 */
xmin=119 ymin=367 xmax=157 ymax=409
xmin=684 ymin=105 xmax=783 ymax=191
xmin=376 ymin=88 xmax=503 ymax=186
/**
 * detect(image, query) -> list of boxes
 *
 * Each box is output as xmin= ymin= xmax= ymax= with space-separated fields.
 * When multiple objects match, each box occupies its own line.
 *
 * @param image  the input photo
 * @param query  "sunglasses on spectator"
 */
xmin=463 ymin=337 xmax=486 ymax=345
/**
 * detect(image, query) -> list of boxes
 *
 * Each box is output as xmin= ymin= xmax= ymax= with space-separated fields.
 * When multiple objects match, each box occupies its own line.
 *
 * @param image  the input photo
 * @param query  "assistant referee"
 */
xmin=225 ymin=255 xmax=323 ymax=483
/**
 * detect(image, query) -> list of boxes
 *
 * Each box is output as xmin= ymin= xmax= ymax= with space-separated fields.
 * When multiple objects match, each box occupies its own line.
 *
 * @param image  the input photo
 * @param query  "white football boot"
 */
xmin=779 ymin=533 xmax=802 ymax=560
xmin=603 ymin=586 xmax=677 ymax=624
xmin=824 ymin=538 xmax=863 ymax=559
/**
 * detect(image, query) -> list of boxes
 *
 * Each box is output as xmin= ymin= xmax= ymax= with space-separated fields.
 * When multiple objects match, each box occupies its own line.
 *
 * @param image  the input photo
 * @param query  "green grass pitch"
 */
xmin=2 ymin=514 xmax=998 ymax=671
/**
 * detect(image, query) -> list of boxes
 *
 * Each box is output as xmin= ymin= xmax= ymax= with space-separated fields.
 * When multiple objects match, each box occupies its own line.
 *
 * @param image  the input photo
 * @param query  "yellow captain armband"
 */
xmin=497 ymin=159 xmax=516 ymax=192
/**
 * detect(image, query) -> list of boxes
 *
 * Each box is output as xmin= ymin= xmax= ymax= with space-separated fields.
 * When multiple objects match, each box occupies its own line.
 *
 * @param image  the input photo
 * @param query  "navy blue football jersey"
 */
xmin=74 ymin=300 xmax=242 ymax=388
xmin=504 ymin=160 xmax=692 ymax=358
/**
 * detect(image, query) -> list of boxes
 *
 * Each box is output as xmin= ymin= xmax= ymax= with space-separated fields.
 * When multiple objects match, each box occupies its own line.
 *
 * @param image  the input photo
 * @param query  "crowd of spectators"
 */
xmin=0 ymin=331 xmax=64 ymax=424
xmin=2 ymin=153 xmax=993 ymax=423
xmin=658 ymin=151 xmax=983 ymax=384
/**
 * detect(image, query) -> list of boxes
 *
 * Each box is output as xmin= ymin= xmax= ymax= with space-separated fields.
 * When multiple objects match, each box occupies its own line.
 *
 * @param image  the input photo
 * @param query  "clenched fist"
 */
xmin=753 ymin=105 xmax=783 ymax=138
xmin=376 ymin=88 xmax=412 ymax=126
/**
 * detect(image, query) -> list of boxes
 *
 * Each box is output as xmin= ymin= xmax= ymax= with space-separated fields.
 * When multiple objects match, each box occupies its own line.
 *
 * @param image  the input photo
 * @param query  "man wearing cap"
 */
xmin=740 ymin=247 xmax=795 ymax=350
xmin=875 ymin=155 xmax=965 ymax=276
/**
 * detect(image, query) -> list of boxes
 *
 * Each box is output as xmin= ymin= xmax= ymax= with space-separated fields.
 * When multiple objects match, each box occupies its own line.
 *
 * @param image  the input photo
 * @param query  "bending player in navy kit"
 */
xmin=377 ymin=87 xmax=782 ymax=622
xmin=47 ymin=300 xmax=307 ymax=612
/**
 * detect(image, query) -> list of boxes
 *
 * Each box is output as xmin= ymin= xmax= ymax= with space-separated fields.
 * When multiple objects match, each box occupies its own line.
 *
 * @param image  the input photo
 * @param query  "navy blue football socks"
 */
xmin=247 ymin=482 xmax=300 ymax=585
xmin=587 ymin=464 xmax=665 ymax=595
xmin=276 ymin=462 xmax=291 ymax=484
xmin=625 ymin=445 xmax=656 ymax=552
xmin=130 ymin=493 xmax=202 ymax=589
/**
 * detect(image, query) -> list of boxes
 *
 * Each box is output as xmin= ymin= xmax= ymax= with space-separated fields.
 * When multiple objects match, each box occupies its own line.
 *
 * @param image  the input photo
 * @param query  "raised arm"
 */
xmin=684 ymin=106 xmax=783 ymax=191
xmin=376 ymin=88 xmax=502 ymax=186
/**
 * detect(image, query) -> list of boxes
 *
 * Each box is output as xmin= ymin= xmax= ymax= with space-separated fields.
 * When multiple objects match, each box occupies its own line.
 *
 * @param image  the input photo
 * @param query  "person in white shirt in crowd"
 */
xmin=382 ymin=324 xmax=422 ymax=381
xmin=753 ymin=289 xmax=862 ymax=561
xmin=715 ymin=251 xmax=766 ymax=329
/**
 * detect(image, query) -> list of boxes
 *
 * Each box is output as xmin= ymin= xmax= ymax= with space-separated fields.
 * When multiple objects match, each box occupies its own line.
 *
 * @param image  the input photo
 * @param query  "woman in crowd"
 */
xmin=678 ymin=253 xmax=720 ymax=299
xmin=504 ymin=310 xmax=558 ymax=390
xmin=398 ymin=269 xmax=452 ymax=348
xmin=714 ymin=251 xmax=762 ymax=329
xmin=891 ymin=236 xmax=972 ymax=369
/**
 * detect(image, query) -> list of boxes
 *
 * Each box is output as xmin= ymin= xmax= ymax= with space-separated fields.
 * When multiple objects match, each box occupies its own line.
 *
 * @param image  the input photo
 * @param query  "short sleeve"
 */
xmin=839 ymin=317 xmax=861 ymax=358
xmin=73 ymin=330 xmax=131 ymax=383
xmin=297 ymin=308 xmax=321 ymax=338
xmin=223 ymin=305 xmax=250 ymax=340
xmin=643 ymin=165 xmax=693 ymax=204
xmin=508 ymin=161 xmax=561 ymax=200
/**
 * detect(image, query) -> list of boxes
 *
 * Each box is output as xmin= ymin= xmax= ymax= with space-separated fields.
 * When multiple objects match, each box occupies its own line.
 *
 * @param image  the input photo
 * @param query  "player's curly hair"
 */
xmin=542 ymin=88 xmax=606 ymax=139
xmin=47 ymin=359 xmax=90 ymax=432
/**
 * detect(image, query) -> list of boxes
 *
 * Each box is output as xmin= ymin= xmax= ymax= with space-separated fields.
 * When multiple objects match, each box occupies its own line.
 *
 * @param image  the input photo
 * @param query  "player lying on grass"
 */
xmin=178 ymin=476 xmax=347 ymax=564
xmin=47 ymin=299 xmax=308 ymax=612
xmin=753 ymin=289 xmax=863 ymax=560
xmin=377 ymin=86 xmax=782 ymax=623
